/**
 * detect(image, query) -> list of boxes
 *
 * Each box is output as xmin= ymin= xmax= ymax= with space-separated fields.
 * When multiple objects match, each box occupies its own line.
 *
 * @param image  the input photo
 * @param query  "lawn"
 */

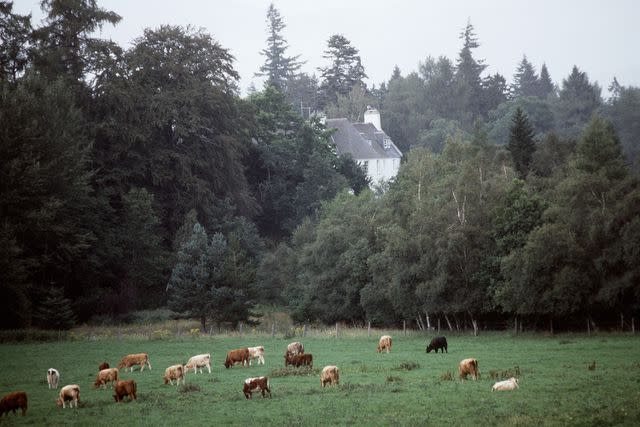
xmin=0 ymin=332 xmax=639 ymax=426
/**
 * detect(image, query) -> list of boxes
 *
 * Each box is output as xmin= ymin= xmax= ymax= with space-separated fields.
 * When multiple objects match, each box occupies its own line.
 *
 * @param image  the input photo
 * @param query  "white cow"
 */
xmin=56 ymin=384 xmax=80 ymax=408
xmin=248 ymin=346 xmax=265 ymax=366
xmin=492 ymin=377 xmax=519 ymax=391
xmin=47 ymin=368 xmax=60 ymax=389
xmin=184 ymin=353 xmax=211 ymax=374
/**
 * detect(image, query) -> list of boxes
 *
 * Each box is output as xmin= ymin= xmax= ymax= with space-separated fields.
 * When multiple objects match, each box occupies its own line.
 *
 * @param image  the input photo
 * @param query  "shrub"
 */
xmin=270 ymin=366 xmax=318 ymax=377
xmin=179 ymin=383 xmax=200 ymax=393
xmin=396 ymin=361 xmax=420 ymax=371
xmin=386 ymin=376 xmax=402 ymax=383
xmin=440 ymin=371 xmax=453 ymax=381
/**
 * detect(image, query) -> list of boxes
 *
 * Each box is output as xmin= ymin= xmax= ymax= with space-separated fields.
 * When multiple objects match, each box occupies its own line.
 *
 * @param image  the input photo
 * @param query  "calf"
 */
xmin=492 ymin=377 xmax=519 ymax=391
xmin=184 ymin=353 xmax=211 ymax=374
xmin=98 ymin=362 xmax=109 ymax=371
xmin=320 ymin=365 xmax=340 ymax=387
xmin=93 ymin=368 xmax=119 ymax=389
xmin=248 ymin=346 xmax=265 ymax=366
xmin=224 ymin=348 xmax=250 ymax=368
xmin=377 ymin=335 xmax=392 ymax=353
xmin=459 ymin=358 xmax=479 ymax=381
xmin=47 ymin=368 xmax=60 ymax=389
xmin=163 ymin=364 xmax=185 ymax=385
xmin=56 ymin=385 xmax=80 ymax=408
xmin=426 ymin=336 xmax=448 ymax=354
xmin=117 ymin=353 xmax=151 ymax=372
xmin=0 ymin=391 xmax=27 ymax=417
xmin=243 ymin=377 xmax=271 ymax=399
xmin=285 ymin=341 xmax=304 ymax=357
xmin=113 ymin=380 xmax=137 ymax=402
xmin=284 ymin=353 xmax=313 ymax=368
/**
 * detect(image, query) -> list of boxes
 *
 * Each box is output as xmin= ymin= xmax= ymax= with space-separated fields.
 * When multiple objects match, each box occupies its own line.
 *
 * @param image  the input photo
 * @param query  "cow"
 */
xmin=56 ymin=385 xmax=80 ymax=408
xmin=0 ymin=391 xmax=27 ymax=417
xmin=184 ymin=354 xmax=211 ymax=374
xmin=113 ymin=380 xmax=137 ymax=402
xmin=93 ymin=368 xmax=119 ymax=389
xmin=248 ymin=346 xmax=265 ymax=366
xmin=163 ymin=365 xmax=185 ymax=386
xmin=284 ymin=353 xmax=313 ymax=368
xmin=117 ymin=353 xmax=151 ymax=372
xmin=320 ymin=366 xmax=340 ymax=387
xmin=459 ymin=358 xmax=479 ymax=381
xmin=426 ymin=336 xmax=448 ymax=354
xmin=47 ymin=368 xmax=60 ymax=389
xmin=98 ymin=362 xmax=109 ymax=371
xmin=224 ymin=348 xmax=250 ymax=368
xmin=285 ymin=341 xmax=304 ymax=357
xmin=492 ymin=377 xmax=519 ymax=391
xmin=243 ymin=377 xmax=272 ymax=399
xmin=377 ymin=335 xmax=392 ymax=353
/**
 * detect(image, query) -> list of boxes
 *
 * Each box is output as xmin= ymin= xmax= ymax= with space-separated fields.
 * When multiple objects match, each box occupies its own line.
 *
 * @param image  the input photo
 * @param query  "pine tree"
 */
xmin=318 ymin=34 xmax=368 ymax=106
xmin=512 ymin=55 xmax=539 ymax=98
xmin=454 ymin=20 xmax=487 ymax=120
xmin=537 ymin=63 xmax=555 ymax=98
xmin=555 ymin=66 xmax=601 ymax=136
xmin=507 ymin=107 xmax=536 ymax=178
xmin=255 ymin=3 xmax=302 ymax=90
xmin=33 ymin=287 xmax=77 ymax=330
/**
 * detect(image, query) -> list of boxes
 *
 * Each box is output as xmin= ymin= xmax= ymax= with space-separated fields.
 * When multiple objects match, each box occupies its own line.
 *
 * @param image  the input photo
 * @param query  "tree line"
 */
xmin=1 ymin=1 xmax=639 ymax=331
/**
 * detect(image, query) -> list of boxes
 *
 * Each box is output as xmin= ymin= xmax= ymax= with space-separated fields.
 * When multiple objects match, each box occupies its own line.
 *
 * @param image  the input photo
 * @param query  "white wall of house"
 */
xmin=358 ymin=157 xmax=401 ymax=184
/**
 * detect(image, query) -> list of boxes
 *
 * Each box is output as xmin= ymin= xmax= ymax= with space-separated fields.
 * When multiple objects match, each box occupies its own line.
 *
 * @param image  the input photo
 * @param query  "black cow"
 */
xmin=426 ymin=336 xmax=448 ymax=353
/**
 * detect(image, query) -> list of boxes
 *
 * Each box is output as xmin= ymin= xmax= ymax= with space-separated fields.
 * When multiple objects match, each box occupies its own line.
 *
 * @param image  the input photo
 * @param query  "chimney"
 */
xmin=363 ymin=107 xmax=381 ymax=131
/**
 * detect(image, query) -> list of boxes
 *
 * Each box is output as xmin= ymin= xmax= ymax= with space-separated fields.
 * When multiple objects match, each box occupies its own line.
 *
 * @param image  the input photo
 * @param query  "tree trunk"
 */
xmin=632 ymin=317 xmax=635 ymax=334
xmin=425 ymin=312 xmax=432 ymax=330
xmin=549 ymin=317 xmax=554 ymax=335
xmin=437 ymin=317 xmax=441 ymax=333
xmin=444 ymin=314 xmax=454 ymax=332
xmin=471 ymin=318 xmax=478 ymax=337
xmin=403 ymin=320 xmax=407 ymax=336
xmin=587 ymin=318 xmax=591 ymax=336
xmin=200 ymin=316 xmax=206 ymax=332
xmin=514 ymin=316 xmax=518 ymax=335
xmin=367 ymin=321 xmax=371 ymax=338
xmin=303 ymin=324 xmax=307 ymax=337
xmin=336 ymin=322 xmax=339 ymax=338
xmin=271 ymin=322 xmax=276 ymax=338
xmin=621 ymin=312 xmax=624 ymax=332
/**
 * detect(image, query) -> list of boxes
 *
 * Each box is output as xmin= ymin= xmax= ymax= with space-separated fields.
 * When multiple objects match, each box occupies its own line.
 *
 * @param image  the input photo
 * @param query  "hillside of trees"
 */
xmin=1 ymin=1 xmax=639 ymax=331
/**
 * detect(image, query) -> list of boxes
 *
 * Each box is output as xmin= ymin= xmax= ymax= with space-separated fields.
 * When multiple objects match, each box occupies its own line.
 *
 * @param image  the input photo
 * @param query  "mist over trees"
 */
xmin=1 ymin=0 xmax=639 ymax=331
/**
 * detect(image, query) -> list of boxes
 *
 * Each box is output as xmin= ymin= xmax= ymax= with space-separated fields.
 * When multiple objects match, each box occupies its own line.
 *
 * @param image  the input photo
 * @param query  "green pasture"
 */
xmin=0 ymin=332 xmax=639 ymax=426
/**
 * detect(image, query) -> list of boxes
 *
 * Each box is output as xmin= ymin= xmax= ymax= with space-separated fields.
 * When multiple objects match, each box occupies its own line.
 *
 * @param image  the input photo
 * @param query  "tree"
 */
xmin=325 ymin=84 xmax=375 ymax=122
xmin=537 ymin=63 xmax=555 ymax=98
xmin=511 ymin=55 xmax=539 ymax=98
xmin=255 ymin=3 xmax=302 ymax=90
xmin=454 ymin=20 xmax=487 ymax=123
xmin=318 ymin=34 xmax=367 ymax=107
xmin=487 ymin=96 xmax=554 ymax=146
xmin=507 ymin=107 xmax=536 ymax=178
xmin=33 ymin=287 xmax=77 ymax=330
xmin=554 ymin=66 xmax=601 ymax=137
xmin=606 ymin=83 xmax=640 ymax=170
xmin=0 ymin=1 xmax=33 ymax=82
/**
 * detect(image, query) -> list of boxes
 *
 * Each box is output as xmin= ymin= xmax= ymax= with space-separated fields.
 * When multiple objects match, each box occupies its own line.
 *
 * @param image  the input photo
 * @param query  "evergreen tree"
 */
xmin=537 ymin=63 xmax=555 ymax=98
xmin=255 ymin=3 xmax=302 ymax=90
xmin=0 ymin=1 xmax=33 ymax=82
xmin=511 ymin=55 xmax=539 ymax=98
xmin=507 ymin=107 xmax=536 ymax=178
xmin=454 ymin=20 xmax=487 ymax=122
xmin=318 ymin=34 xmax=367 ymax=107
xmin=554 ymin=66 xmax=601 ymax=137
xmin=482 ymin=72 xmax=509 ymax=111
xmin=33 ymin=287 xmax=77 ymax=330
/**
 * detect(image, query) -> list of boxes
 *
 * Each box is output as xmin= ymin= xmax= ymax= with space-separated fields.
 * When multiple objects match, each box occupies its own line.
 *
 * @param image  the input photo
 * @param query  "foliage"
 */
xmin=318 ymin=34 xmax=367 ymax=107
xmin=33 ymin=287 xmax=77 ymax=330
xmin=507 ymin=107 xmax=537 ymax=178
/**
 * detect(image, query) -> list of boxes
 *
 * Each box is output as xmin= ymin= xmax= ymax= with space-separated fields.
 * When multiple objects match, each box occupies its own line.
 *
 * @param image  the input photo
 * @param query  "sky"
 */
xmin=14 ymin=0 xmax=640 ymax=96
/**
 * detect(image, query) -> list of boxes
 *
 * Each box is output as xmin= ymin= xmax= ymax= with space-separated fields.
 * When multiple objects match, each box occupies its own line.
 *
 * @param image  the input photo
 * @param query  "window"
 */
xmin=362 ymin=160 xmax=369 ymax=173
xmin=383 ymin=138 xmax=391 ymax=149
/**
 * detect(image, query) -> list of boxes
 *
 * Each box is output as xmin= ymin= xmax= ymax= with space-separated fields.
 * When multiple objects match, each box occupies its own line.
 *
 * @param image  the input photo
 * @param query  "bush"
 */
xmin=270 ymin=366 xmax=318 ymax=377
xmin=440 ymin=371 xmax=453 ymax=381
xmin=179 ymin=383 xmax=200 ymax=393
xmin=396 ymin=361 xmax=420 ymax=371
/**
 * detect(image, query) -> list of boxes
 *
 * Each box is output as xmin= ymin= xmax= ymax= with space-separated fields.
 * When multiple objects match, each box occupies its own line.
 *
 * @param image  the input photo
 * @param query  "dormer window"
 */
xmin=383 ymin=138 xmax=391 ymax=149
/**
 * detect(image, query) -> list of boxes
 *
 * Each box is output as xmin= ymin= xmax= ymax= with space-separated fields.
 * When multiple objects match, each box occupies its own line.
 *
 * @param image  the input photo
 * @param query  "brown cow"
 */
xmin=94 ymin=368 xmax=119 ymax=389
xmin=163 ymin=364 xmax=185 ymax=385
xmin=377 ymin=335 xmax=392 ymax=353
xmin=0 ymin=391 xmax=27 ymax=417
xmin=56 ymin=385 xmax=80 ymax=408
xmin=243 ymin=377 xmax=272 ymax=399
xmin=459 ymin=358 xmax=479 ymax=381
xmin=320 ymin=365 xmax=339 ymax=387
xmin=98 ymin=362 xmax=109 ymax=371
xmin=113 ymin=380 xmax=137 ymax=402
xmin=284 ymin=353 xmax=313 ymax=368
xmin=285 ymin=341 xmax=304 ymax=357
xmin=117 ymin=353 xmax=151 ymax=372
xmin=224 ymin=348 xmax=250 ymax=368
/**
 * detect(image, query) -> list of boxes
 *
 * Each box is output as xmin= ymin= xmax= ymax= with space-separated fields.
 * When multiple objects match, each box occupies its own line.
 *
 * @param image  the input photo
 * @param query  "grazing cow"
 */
xmin=184 ymin=354 xmax=211 ymax=374
xmin=284 ymin=353 xmax=313 ymax=368
xmin=248 ymin=346 xmax=265 ymax=366
xmin=98 ymin=362 xmax=109 ymax=371
xmin=113 ymin=380 xmax=137 ymax=402
xmin=117 ymin=353 xmax=151 ymax=372
xmin=0 ymin=392 xmax=27 ymax=417
xmin=492 ymin=377 xmax=519 ymax=391
xmin=377 ymin=335 xmax=392 ymax=353
xmin=459 ymin=358 xmax=479 ymax=381
xmin=285 ymin=341 xmax=304 ymax=357
xmin=93 ymin=368 xmax=119 ymax=389
xmin=320 ymin=366 xmax=340 ymax=387
xmin=243 ymin=377 xmax=271 ymax=399
xmin=47 ymin=368 xmax=60 ymax=389
xmin=224 ymin=348 xmax=250 ymax=369
xmin=426 ymin=336 xmax=448 ymax=354
xmin=56 ymin=385 xmax=80 ymax=408
xmin=163 ymin=365 xmax=185 ymax=386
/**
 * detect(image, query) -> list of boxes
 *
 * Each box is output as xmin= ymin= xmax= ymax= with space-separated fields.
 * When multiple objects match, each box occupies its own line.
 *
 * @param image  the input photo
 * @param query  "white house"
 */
xmin=326 ymin=108 xmax=402 ymax=185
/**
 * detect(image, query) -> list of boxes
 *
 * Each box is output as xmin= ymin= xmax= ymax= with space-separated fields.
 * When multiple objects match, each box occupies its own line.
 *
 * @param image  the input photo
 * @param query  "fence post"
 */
xmin=587 ymin=318 xmax=591 ymax=336
xmin=271 ymin=322 xmax=276 ymax=338
xmin=336 ymin=322 xmax=339 ymax=338
xmin=437 ymin=318 xmax=440 ymax=333
xmin=303 ymin=324 xmax=307 ymax=338
xmin=632 ymin=318 xmax=635 ymax=334
xmin=367 ymin=321 xmax=371 ymax=338
xmin=403 ymin=320 xmax=406 ymax=336
xmin=239 ymin=321 xmax=243 ymax=336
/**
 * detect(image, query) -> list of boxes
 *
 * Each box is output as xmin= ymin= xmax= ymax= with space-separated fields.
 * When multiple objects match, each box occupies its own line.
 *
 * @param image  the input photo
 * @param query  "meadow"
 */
xmin=0 ymin=331 xmax=639 ymax=426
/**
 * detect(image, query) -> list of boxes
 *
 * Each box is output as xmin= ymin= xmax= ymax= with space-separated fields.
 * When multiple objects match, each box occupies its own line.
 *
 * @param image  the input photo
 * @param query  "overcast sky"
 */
xmin=15 ymin=0 xmax=640 ymax=95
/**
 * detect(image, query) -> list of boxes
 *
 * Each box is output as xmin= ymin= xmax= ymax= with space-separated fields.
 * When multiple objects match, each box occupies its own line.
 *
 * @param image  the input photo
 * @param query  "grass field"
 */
xmin=0 ymin=332 xmax=639 ymax=426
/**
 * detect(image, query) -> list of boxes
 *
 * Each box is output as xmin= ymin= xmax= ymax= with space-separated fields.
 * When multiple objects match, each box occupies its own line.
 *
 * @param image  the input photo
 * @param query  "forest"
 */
xmin=1 ymin=1 xmax=639 ymax=331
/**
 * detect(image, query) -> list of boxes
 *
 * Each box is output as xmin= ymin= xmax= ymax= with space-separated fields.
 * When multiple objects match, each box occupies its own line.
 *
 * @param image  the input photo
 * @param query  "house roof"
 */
xmin=325 ymin=118 xmax=402 ymax=160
